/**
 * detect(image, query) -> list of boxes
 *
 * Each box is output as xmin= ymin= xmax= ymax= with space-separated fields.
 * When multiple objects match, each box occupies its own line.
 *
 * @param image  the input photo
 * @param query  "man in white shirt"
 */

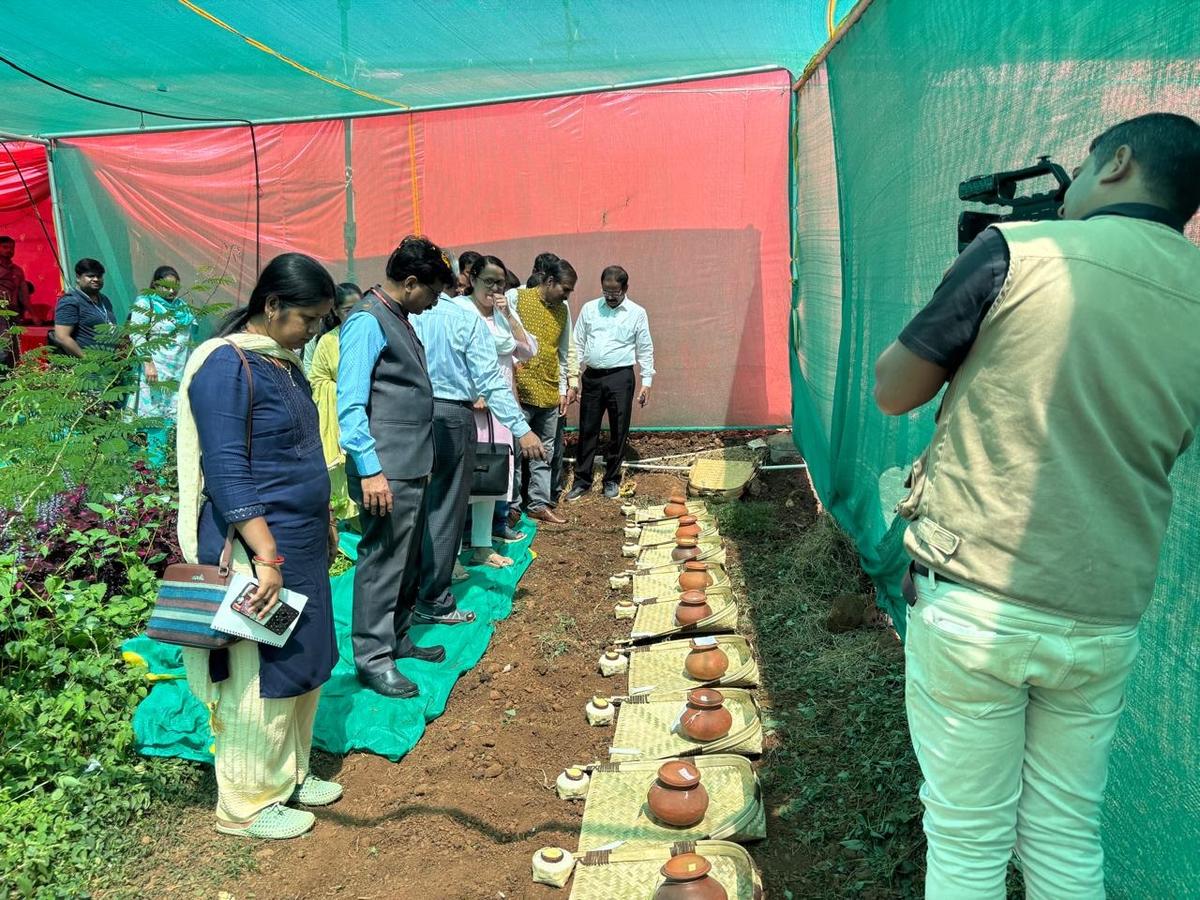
xmin=566 ymin=265 xmax=655 ymax=500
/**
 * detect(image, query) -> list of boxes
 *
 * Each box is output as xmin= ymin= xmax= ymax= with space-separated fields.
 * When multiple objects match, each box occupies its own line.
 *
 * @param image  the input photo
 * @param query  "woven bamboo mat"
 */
xmin=629 ymin=593 xmax=738 ymax=641
xmin=637 ymin=520 xmax=721 ymax=547
xmin=631 ymin=565 xmax=730 ymax=602
xmin=569 ymin=840 xmax=762 ymax=900
xmin=608 ymin=689 xmax=762 ymax=761
xmin=637 ymin=540 xmax=726 ymax=569
xmin=627 ymin=636 xmax=759 ymax=693
xmin=633 ymin=500 xmax=710 ymax=523
xmin=578 ymin=755 xmax=764 ymax=850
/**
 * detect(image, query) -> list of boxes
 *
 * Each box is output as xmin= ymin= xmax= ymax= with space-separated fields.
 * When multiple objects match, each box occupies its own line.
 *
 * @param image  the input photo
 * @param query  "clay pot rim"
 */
xmin=656 ymin=760 xmax=701 ymax=789
xmin=660 ymin=852 xmax=712 ymax=881
xmin=688 ymin=638 xmax=720 ymax=651
xmin=687 ymin=687 xmax=725 ymax=708
xmin=675 ymin=537 xmax=699 ymax=548
xmin=683 ymin=561 xmax=710 ymax=571
xmin=668 ymin=493 xmax=687 ymax=504
xmin=677 ymin=515 xmax=698 ymax=525
xmin=678 ymin=593 xmax=710 ymax=606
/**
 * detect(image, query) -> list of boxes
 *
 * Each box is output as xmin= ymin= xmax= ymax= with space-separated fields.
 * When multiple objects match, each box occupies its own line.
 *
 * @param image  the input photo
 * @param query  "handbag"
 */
xmin=470 ymin=410 xmax=513 ymax=497
xmin=146 ymin=341 xmax=255 ymax=649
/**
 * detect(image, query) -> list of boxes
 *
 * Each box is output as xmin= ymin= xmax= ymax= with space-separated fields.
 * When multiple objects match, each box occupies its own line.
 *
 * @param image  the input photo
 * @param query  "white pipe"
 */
xmin=761 ymin=463 xmax=809 ymax=471
xmin=44 ymin=142 xmax=70 ymax=289
xmin=623 ymin=463 xmax=692 ymax=472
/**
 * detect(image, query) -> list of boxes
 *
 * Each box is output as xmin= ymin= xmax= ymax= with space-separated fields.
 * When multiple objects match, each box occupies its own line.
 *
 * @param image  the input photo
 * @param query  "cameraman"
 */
xmin=874 ymin=112 xmax=1200 ymax=899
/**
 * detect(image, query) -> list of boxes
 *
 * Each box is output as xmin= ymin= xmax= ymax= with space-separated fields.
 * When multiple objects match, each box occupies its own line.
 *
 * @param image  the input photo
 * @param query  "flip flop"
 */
xmin=413 ymin=608 xmax=476 ymax=625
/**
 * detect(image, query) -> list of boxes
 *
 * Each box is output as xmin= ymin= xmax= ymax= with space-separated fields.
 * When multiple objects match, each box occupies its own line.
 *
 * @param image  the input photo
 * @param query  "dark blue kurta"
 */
xmin=189 ymin=344 xmax=336 ymax=699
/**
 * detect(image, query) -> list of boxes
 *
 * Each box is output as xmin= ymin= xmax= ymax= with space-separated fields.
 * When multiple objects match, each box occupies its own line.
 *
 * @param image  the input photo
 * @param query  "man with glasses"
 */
xmin=567 ymin=265 xmax=655 ymax=500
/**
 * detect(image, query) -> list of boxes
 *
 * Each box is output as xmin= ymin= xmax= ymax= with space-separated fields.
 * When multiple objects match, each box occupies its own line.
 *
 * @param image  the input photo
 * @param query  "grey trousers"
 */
xmin=519 ymin=403 xmax=559 ymax=511
xmin=418 ymin=401 xmax=476 ymax=611
xmin=550 ymin=410 xmax=568 ymax=500
xmin=348 ymin=475 xmax=426 ymax=676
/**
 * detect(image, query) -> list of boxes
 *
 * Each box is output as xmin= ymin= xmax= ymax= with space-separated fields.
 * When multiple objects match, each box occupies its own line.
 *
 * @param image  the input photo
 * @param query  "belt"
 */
xmin=434 ymin=397 xmax=475 ymax=409
xmin=911 ymin=561 xmax=959 ymax=587
xmin=583 ymin=364 xmax=633 ymax=377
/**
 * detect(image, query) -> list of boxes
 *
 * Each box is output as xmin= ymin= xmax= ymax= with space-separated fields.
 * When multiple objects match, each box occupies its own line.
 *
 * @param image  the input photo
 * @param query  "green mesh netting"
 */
xmin=124 ymin=521 xmax=537 ymax=762
xmin=790 ymin=1 xmax=1199 ymax=893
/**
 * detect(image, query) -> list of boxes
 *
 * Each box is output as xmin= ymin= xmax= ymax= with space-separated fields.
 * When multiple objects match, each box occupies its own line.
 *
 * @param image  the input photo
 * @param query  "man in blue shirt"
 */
xmin=411 ymin=285 xmax=545 ymax=623
xmin=337 ymin=237 xmax=453 ymax=698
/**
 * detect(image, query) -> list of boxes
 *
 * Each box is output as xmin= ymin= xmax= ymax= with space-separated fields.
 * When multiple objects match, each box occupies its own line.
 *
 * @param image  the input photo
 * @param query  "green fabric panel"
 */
xmin=793 ymin=0 xmax=1200 ymax=891
xmin=125 ymin=518 xmax=538 ymax=763
xmin=2 ymin=1 xmax=859 ymax=138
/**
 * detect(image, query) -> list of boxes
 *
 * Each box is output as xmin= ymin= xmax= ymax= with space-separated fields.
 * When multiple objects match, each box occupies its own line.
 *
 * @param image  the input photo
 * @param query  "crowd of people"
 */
xmin=21 ymin=235 xmax=654 ymax=839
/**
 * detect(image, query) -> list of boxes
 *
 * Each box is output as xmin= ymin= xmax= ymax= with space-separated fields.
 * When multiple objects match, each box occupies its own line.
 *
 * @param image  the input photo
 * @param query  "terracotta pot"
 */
xmin=674 ymin=590 xmax=712 ymax=626
xmin=653 ymin=852 xmax=728 ymax=900
xmin=678 ymin=561 xmax=714 ymax=592
xmin=675 ymin=516 xmax=701 ymax=540
xmin=671 ymin=537 xmax=702 ymax=562
xmin=663 ymin=493 xmax=689 ymax=518
xmin=684 ymin=639 xmax=730 ymax=681
xmin=647 ymin=760 xmax=710 ymax=827
xmin=680 ymin=688 xmax=733 ymax=742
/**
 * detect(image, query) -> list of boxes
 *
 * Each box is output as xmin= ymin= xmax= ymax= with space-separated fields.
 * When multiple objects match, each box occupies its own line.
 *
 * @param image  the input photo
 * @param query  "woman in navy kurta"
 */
xmin=177 ymin=253 xmax=342 ymax=840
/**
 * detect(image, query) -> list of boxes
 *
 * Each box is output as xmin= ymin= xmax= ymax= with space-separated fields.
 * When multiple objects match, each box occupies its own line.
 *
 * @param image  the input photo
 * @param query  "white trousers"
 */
xmin=905 ymin=572 xmax=1140 ymax=899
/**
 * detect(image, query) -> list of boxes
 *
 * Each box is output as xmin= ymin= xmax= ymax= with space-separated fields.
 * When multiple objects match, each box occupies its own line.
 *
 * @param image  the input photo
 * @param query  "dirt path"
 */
xmin=133 ymin=431 xmax=786 ymax=899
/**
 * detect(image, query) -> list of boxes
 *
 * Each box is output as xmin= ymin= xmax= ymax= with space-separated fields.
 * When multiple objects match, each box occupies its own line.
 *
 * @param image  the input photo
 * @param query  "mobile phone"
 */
xmin=232 ymin=584 xmax=299 ymax=636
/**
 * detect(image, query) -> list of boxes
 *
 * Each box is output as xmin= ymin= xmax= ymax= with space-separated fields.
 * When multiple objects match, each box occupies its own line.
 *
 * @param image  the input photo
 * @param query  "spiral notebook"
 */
xmin=211 ymin=573 xmax=308 ymax=648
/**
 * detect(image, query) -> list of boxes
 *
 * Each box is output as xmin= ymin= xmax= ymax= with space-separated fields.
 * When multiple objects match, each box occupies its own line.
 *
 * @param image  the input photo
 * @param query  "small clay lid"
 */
xmin=687 ymin=687 xmax=725 ymax=708
xmin=565 ymin=766 xmax=585 ymax=779
xmin=683 ymin=561 xmax=710 ymax=571
xmin=604 ymin=650 xmax=621 ymax=659
xmin=661 ymin=852 xmax=712 ymax=881
xmin=657 ymin=759 xmax=701 ymax=789
xmin=591 ymin=696 xmax=610 ymax=709
xmin=677 ymin=515 xmax=698 ymax=525
xmin=678 ymin=590 xmax=708 ymax=605
xmin=540 ymin=848 xmax=565 ymax=863
xmin=688 ymin=638 xmax=718 ymax=651
xmin=668 ymin=493 xmax=687 ymax=504
xmin=675 ymin=536 xmax=699 ymax=548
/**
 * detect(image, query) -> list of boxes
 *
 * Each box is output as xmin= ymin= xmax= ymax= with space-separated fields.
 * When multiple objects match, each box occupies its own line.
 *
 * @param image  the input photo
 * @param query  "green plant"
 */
xmin=535 ymin=613 xmax=581 ymax=659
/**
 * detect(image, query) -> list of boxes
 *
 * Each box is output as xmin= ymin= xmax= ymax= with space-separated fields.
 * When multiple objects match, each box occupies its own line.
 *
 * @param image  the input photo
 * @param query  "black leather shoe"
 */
xmin=392 ymin=643 xmax=446 ymax=663
xmin=358 ymin=668 xmax=419 ymax=699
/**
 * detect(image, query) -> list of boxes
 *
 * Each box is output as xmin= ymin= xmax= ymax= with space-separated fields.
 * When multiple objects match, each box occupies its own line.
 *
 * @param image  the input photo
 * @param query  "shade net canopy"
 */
xmin=790 ymin=1 xmax=1199 ymax=894
xmin=0 ymin=0 xmax=854 ymax=138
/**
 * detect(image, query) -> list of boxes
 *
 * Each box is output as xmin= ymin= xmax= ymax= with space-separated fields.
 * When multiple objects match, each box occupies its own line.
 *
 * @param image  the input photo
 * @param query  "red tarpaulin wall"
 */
xmin=54 ymin=71 xmax=792 ymax=427
xmin=0 ymin=142 xmax=61 ymax=323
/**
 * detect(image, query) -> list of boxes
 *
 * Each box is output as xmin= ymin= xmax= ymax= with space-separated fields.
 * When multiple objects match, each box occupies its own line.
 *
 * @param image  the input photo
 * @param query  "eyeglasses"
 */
xmin=477 ymin=277 xmax=506 ymax=291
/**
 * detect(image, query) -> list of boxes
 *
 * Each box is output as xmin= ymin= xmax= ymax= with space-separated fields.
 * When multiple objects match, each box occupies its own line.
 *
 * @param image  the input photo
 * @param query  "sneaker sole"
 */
xmin=215 ymin=814 xmax=315 ymax=840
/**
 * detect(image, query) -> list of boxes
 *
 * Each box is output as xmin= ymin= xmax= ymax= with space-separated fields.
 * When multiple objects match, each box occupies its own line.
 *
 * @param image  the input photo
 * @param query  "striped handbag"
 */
xmin=146 ymin=340 xmax=254 ymax=649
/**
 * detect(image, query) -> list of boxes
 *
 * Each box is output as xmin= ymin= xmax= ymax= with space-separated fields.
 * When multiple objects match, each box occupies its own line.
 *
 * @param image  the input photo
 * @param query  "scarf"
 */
xmin=175 ymin=332 xmax=303 ymax=564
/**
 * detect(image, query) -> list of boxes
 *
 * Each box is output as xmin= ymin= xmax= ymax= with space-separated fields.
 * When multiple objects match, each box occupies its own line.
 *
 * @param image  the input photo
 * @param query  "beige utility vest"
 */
xmin=898 ymin=215 xmax=1200 ymax=624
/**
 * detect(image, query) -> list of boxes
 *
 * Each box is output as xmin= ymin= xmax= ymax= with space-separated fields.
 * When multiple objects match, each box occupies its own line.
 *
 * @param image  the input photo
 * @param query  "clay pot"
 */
xmin=653 ymin=852 xmax=728 ymax=900
xmin=684 ymin=639 xmax=730 ymax=681
xmin=671 ymin=537 xmax=702 ymax=562
xmin=680 ymin=688 xmax=733 ymax=742
xmin=675 ymin=516 xmax=701 ymax=540
xmin=674 ymin=590 xmax=712 ymax=626
xmin=663 ymin=493 xmax=689 ymax=518
xmin=678 ymin=561 xmax=714 ymax=592
xmin=647 ymin=760 xmax=710 ymax=827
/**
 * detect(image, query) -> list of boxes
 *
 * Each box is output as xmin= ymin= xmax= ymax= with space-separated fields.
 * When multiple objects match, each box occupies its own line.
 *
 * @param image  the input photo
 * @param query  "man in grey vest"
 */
xmin=338 ymin=236 xmax=455 ymax=699
xmin=875 ymin=113 xmax=1200 ymax=897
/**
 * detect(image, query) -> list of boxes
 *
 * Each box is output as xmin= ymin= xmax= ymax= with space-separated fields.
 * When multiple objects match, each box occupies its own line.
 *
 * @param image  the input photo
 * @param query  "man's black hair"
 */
xmin=74 ymin=257 xmax=105 ymax=277
xmin=601 ymin=265 xmax=629 ymax=289
xmin=1089 ymin=112 xmax=1200 ymax=222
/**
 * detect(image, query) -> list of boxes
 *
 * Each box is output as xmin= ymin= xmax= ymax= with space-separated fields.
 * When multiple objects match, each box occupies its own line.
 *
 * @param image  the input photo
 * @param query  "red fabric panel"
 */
xmin=0 ymin=142 xmax=61 ymax=323
xmin=62 ymin=71 xmax=791 ymax=426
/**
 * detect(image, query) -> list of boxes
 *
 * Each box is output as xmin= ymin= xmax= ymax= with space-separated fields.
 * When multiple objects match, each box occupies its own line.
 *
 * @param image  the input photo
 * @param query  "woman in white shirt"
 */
xmin=462 ymin=255 xmax=537 ymax=566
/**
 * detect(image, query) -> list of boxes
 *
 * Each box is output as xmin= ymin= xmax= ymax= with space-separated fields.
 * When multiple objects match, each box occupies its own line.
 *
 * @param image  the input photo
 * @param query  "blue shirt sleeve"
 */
xmin=337 ymin=312 xmax=387 ymax=476
xmin=54 ymin=292 xmax=80 ymax=326
xmin=464 ymin=315 xmax=531 ymax=439
xmin=188 ymin=346 xmax=266 ymax=523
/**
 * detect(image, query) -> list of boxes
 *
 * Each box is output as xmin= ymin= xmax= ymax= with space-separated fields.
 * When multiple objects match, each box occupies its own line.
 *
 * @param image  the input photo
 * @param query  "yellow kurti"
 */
xmin=308 ymin=329 xmax=357 ymax=521
xmin=514 ymin=288 xmax=567 ymax=409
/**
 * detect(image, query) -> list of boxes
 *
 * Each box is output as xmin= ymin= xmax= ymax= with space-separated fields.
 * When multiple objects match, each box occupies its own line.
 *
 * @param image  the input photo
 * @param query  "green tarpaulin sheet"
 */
xmin=123 ymin=519 xmax=537 ymax=763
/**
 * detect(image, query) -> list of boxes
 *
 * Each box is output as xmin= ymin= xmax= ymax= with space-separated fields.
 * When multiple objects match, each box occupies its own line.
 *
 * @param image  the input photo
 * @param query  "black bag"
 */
xmin=470 ymin=412 xmax=512 ymax=497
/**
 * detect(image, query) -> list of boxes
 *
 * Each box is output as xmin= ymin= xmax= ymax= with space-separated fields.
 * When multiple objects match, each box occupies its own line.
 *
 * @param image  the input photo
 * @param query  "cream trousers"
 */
xmin=905 ymin=572 xmax=1140 ymax=899
xmin=183 ymin=640 xmax=320 ymax=824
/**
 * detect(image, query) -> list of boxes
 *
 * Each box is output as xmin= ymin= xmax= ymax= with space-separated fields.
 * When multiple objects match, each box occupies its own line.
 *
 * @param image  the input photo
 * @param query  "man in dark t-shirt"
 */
xmin=54 ymin=257 xmax=116 ymax=357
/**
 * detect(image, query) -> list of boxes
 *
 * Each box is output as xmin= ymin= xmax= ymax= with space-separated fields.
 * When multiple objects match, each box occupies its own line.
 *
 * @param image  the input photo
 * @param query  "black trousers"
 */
xmin=348 ymin=475 xmax=426 ymax=675
xmin=417 ymin=400 xmax=476 ymax=611
xmin=573 ymin=365 xmax=635 ymax=489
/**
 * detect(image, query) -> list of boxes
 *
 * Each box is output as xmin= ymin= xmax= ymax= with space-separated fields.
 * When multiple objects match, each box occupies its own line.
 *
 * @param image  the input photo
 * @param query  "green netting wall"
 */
xmin=791 ymin=1 xmax=1200 ymax=894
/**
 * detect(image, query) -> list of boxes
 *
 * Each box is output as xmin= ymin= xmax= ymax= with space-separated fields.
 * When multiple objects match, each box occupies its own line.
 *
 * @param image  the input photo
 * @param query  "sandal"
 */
xmin=412 ymin=608 xmax=476 ymax=625
xmin=468 ymin=548 xmax=513 ymax=568
xmin=215 ymin=803 xmax=314 ymax=840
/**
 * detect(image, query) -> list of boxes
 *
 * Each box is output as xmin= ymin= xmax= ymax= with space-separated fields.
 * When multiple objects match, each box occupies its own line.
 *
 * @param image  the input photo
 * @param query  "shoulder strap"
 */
xmin=215 ymin=340 xmax=257 ymax=575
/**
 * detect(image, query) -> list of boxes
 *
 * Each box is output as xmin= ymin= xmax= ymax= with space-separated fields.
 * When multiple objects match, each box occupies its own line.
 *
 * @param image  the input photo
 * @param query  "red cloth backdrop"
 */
xmin=58 ymin=71 xmax=792 ymax=427
xmin=0 ymin=141 xmax=61 ymax=323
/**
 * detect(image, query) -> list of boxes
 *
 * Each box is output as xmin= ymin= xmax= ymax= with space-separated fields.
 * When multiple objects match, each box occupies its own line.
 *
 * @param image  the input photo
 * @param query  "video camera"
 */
xmin=957 ymin=156 xmax=1072 ymax=251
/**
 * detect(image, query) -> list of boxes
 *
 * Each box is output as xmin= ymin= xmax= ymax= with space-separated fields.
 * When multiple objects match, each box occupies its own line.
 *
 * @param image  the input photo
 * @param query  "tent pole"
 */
xmin=0 ymin=131 xmax=49 ymax=145
xmin=44 ymin=141 xmax=70 ymax=289
xmin=43 ymin=65 xmax=790 ymax=140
